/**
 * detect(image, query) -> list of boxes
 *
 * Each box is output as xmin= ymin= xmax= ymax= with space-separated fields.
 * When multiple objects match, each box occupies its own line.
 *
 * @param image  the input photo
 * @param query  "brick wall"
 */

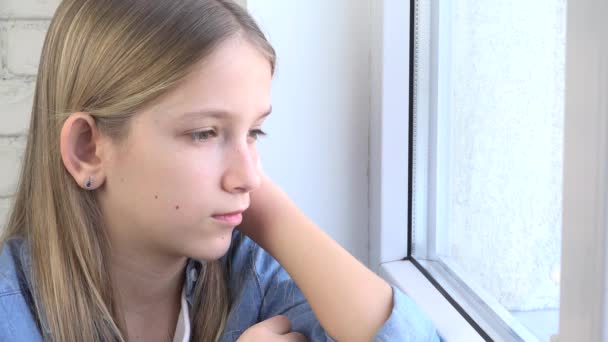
xmin=0 ymin=1 xmax=60 ymax=228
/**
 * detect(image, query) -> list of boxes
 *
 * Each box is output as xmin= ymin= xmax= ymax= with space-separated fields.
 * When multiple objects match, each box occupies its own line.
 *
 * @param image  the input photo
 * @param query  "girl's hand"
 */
xmin=236 ymin=315 xmax=308 ymax=342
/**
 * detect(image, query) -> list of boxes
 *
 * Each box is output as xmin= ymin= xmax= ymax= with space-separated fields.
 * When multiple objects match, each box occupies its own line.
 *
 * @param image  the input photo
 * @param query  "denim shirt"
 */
xmin=0 ymin=231 xmax=441 ymax=341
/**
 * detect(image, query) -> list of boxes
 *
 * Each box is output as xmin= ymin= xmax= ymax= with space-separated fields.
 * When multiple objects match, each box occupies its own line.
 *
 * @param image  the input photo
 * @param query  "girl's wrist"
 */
xmin=239 ymin=176 xmax=297 ymax=247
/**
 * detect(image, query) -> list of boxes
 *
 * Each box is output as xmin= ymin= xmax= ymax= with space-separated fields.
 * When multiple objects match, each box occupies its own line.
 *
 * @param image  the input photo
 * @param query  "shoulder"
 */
xmin=220 ymin=230 xmax=296 ymax=303
xmin=223 ymin=230 xmax=301 ymax=311
xmin=0 ymin=237 xmax=29 ymax=296
xmin=219 ymin=231 xmax=304 ymax=341
xmin=222 ymin=230 xmax=284 ymax=283
xmin=0 ymin=237 xmax=43 ymax=341
xmin=222 ymin=230 xmax=259 ymax=266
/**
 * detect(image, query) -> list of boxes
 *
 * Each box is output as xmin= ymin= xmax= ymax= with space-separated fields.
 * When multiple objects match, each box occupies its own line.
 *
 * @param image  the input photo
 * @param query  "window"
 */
xmin=371 ymin=1 xmax=608 ymax=341
xmin=410 ymin=1 xmax=565 ymax=341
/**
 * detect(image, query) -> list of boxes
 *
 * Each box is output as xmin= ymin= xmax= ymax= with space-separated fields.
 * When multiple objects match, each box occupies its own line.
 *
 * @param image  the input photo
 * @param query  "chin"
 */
xmin=186 ymin=231 xmax=234 ymax=261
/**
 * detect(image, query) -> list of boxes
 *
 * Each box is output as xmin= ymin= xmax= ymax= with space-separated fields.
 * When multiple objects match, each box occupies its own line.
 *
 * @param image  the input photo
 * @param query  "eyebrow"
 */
xmin=179 ymin=106 xmax=272 ymax=121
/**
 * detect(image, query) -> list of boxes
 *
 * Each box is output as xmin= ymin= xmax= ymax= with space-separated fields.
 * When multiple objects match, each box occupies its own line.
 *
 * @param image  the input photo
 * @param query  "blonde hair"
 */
xmin=0 ymin=0 xmax=275 ymax=341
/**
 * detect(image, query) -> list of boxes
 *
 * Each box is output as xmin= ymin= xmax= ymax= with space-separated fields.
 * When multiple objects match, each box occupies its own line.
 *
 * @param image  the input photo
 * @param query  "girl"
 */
xmin=0 ymin=0 xmax=440 ymax=341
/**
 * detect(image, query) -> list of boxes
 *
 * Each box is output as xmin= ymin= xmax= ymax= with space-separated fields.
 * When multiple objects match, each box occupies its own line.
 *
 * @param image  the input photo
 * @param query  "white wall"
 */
xmin=0 ymin=0 xmax=375 ymax=265
xmin=246 ymin=1 xmax=372 ymax=264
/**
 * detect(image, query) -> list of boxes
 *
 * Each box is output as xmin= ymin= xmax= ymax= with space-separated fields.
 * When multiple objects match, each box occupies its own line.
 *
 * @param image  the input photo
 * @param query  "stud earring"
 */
xmin=85 ymin=176 xmax=94 ymax=189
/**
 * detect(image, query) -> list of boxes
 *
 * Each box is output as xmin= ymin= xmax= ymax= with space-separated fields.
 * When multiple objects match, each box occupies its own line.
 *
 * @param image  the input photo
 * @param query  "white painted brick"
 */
xmin=0 ymin=136 xmax=26 ymax=197
xmin=5 ymin=21 xmax=49 ymax=76
xmin=0 ymin=0 xmax=61 ymax=19
xmin=0 ymin=79 xmax=34 ymax=135
xmin=0 ymin=197 xmax=13 ymax=230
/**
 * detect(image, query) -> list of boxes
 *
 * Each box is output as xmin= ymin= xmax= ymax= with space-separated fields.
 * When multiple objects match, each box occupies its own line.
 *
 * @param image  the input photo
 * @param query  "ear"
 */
xmin=60 ymin=112 xmax=107 ymax=190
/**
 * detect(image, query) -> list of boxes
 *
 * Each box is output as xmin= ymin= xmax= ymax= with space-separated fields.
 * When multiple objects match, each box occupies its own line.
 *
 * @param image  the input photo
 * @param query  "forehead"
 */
xmin=142 ymin=37 xmax=273 ymax=123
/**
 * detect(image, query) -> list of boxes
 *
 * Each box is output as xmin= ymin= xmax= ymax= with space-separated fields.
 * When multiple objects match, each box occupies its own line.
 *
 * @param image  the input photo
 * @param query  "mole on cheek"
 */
xmin=175 ymin=205 xmax=180 ymax=210
xmin=154 ymin=194 xmax=158 ymax=199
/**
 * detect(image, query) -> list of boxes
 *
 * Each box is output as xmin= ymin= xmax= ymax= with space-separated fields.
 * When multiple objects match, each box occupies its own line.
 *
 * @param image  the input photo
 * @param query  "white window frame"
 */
xmin=369 ymin=0 xmax=608 ymax=341
xmin=558 ymin=0 xmax=608 ymax=340
xmin=400 ymin=0 xmax=543 ymax=340
xmin=369 ymin=1 xmax=485 ymax=340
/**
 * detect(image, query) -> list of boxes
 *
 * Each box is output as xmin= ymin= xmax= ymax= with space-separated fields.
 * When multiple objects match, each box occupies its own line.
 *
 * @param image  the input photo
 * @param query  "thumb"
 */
xmin=259 ymin=315 xmax=292 ymax=335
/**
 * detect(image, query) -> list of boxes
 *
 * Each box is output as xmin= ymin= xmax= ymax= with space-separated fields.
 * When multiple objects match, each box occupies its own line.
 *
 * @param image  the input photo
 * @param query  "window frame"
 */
xmin=407 ymin=0 xmax=548 ymax=340
xmin=369 ymin=0 xmax=608 ymax=341
xmin=369 ymin=0 xmax=487 ymax=340
xmin=558 ymin=0 xmax=608 ymax=340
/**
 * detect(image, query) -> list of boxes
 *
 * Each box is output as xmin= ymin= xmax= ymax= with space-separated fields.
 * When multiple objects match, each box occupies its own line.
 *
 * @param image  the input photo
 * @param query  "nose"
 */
xmin=221 ymin=143 xmax=262 ymax=194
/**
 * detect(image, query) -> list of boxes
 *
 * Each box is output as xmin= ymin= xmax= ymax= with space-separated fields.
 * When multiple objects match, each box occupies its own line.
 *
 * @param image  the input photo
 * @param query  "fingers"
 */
xmin=283 ymin=331 xmax=307 ymax=342
xmin=257 ymin=315 xmax=292 ymax=335
xmin=236 ymin=315 xmax=309 ymax=342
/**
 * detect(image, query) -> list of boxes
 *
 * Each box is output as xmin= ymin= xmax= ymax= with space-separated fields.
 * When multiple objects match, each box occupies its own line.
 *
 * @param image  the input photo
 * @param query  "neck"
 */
xmin=109 ymin=244 xmax=188 ymax=341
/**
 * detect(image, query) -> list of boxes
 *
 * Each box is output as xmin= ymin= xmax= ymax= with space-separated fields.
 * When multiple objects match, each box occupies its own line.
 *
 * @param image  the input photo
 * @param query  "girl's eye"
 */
xmin=249 ymin=129 xmax=267 ymax=141
xmin=190 ymin=130 xmax=217 ymax=141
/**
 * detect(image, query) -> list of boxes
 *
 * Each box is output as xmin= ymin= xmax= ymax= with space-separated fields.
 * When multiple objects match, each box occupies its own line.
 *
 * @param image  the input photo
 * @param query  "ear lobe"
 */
xmin=59 ymin=113 xmax=106 ymax=190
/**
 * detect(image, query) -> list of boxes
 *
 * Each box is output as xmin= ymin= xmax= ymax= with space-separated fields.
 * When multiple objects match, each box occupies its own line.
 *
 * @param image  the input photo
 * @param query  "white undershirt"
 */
xmin=172 ymin=286 xmax=191 ymax=342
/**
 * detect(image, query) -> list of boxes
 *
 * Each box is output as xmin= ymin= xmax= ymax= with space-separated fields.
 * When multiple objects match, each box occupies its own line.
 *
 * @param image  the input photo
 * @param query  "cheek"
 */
xmin=153 ymin=153 xmax=219 ymax=209
xmin=112 ymin=153 xmax=209 ymax=209
xmin=171 ymin=151 xmax=219 ymax=185
xmin=115 ymin=132 xmax=224 ymax=213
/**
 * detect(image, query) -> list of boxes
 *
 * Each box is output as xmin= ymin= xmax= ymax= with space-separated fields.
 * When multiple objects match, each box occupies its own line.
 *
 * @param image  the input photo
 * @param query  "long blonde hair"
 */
xmin=0 ymin=0 xmax=275 ymax=340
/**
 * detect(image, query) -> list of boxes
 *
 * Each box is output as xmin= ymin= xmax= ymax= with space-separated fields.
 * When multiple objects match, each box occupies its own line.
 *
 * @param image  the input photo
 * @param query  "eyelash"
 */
xmin=249 ymin=129 xmax=267 ymax=140
xmin=190 ymin=129 xmax=267 ymax=142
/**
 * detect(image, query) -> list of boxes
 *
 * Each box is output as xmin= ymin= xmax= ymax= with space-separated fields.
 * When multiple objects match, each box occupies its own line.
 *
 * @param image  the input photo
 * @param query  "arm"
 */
xmin=239 ymin=175 xmax=393 ymax=342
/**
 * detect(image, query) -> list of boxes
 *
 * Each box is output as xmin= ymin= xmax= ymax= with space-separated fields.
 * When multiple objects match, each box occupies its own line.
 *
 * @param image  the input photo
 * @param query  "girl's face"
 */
xmin=97 ymin=37 xmax=272 ymax=262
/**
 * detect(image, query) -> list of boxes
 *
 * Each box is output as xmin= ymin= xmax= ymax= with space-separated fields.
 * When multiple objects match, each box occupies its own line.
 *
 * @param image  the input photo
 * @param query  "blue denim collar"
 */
xmin=184 ymin=258 xmax=203 ymax=306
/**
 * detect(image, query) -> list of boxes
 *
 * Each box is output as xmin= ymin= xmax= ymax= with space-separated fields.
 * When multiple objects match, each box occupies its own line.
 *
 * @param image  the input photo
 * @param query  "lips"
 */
xmin=212 ymin=210 xmax=245 ymax=226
